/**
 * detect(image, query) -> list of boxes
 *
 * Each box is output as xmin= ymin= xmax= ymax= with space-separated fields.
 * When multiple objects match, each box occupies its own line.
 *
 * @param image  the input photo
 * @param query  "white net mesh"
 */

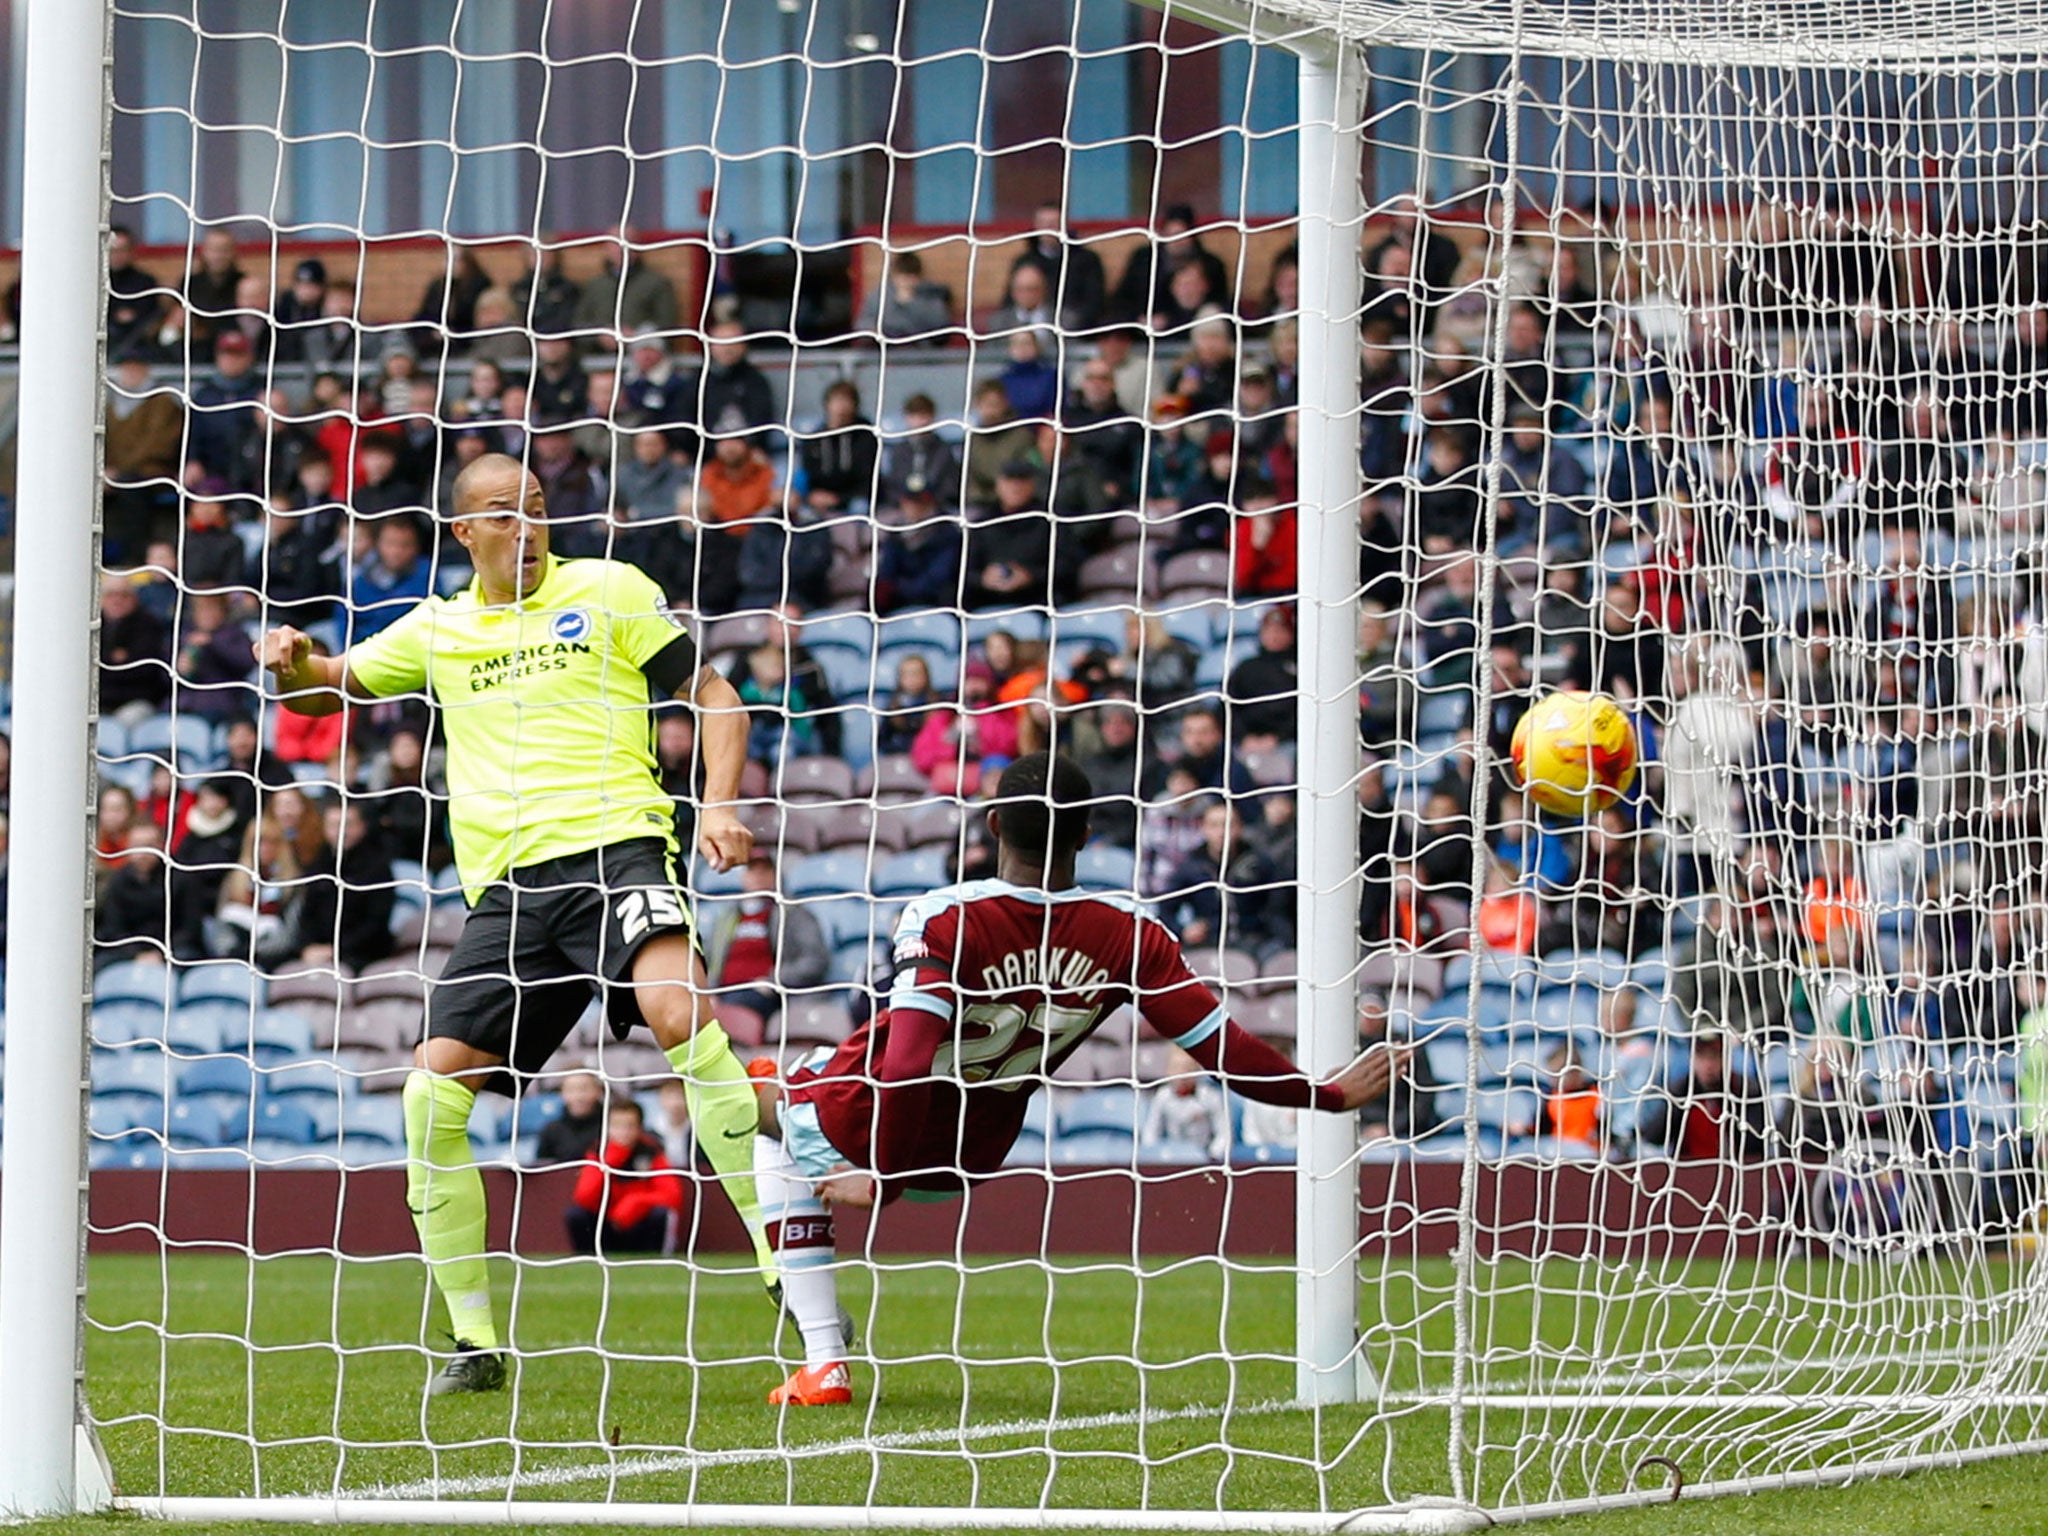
xmin=64 ymin=0 xmax=2048 ymax=1524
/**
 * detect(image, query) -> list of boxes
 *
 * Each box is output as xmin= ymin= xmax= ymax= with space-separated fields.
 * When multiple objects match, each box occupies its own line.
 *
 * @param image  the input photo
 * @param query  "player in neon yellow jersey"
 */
xmin=263 ymin=453 xmax=768 ymax=1396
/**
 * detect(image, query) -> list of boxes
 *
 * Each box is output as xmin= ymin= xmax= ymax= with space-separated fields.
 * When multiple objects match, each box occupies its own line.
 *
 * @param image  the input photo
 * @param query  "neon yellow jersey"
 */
xmin=346 ymin=555 xmax=688 ymax=900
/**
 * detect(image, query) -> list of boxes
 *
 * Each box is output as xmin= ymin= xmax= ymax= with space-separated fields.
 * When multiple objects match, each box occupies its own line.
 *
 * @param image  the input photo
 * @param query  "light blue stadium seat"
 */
xmin=1059 ymin=1085 xmax=1141 ymax=1137
xmin=167 ymin=1098 xmax=227 ymax=1147
xmin=816 ymin=647 xmax=878 ymax=702
xmin=250 ymin=1009 xmax=315 ymax=1061
xmin=94 ymin=961 xmax=173 ymax=1010
xmin=92 ymin=998 xmax=171 ymax=1046
xmin=179 ymin=961 xmax=264 ymax=1008
xmin=874 ymin=610 xmax=966 ymax=652
xmin=91 ymin=1047 xmax=174 ymax=1100
xmin=178 ymin=1055 xmax=253 ymax=1103
xmin=827 ymin=939 xmax=886 ymax=987
xmin=95 ymin=715 xmax=130 ymax=762
xmin=1075 ymin=844 xmax=1137 ymax=894
xmin=254 ymin=1100 xmax=321 ymax=1145
xmin=838 ymin=708 xmax=875 ymax=772
xmin=1004 ymin=1129 xmax=1049 ymax=1166
xmin=340 ymin=1097 xmax=406 ymax=1148
xmin=165 ymin=1005 xmax=233 ymax=1058
xmin=1533 ymin=990 xmax=1599 ymax=1035
xmin=1417 ymin=688 xmax=1469 ymax=738
xmin=1159 ymin=605 xmax=1222 ymax=649
xmin=90 ymin=1140 xmax=165 ymax=1171
xmin=687 ymin=859 xmax=748 ymax=897
xmin=264 ymin=1059 xmax=351 ymax=1104
xmin=504 ymin=1093 xmax=565 ymax=1143
xmin=800 ymin=612 xmax=875 ymax=658
xmin=1021 ymin=1093 xmax=1053 ymax=1141
xmin=91 ymin=1094 xmax=164 ymax=1137
xmin=1046 ymin=607 xmax=1132 ymax=654
xmin=1051 ymin=1129 xmax=1136 ymax=1165
xmin=127 ymin=712 xmax=218 ymax=770
xmin=787 ymin=851 xmax=873 ymax=899
xmin=874 ymin=847 xmax=949 ymax=898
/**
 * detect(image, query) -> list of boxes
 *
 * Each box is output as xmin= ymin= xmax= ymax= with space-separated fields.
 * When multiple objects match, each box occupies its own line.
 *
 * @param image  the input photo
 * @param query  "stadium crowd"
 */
xmin=61 ymin=199 xmax=2048 ymax=1190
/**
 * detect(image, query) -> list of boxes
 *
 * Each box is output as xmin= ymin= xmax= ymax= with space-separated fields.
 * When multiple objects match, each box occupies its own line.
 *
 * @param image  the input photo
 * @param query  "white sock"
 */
xmin=754 ymin=1132 xmax=846 ymax=1366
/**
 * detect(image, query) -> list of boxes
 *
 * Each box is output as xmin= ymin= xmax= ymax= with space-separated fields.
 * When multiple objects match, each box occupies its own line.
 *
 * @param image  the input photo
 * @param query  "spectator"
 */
xmin=877 ymin=653 xmax=941 ymax=756
xmin=530 ymin=430 xmax=605 ymax=553
xmin=212 ymin=806 xmax=311 ymax=966
xmin=985 ymin=262 xmax=1063 ymax=337
xmin=797 ymin=380 xmax=879 ymax=514
xmin=963 ymin=459 xmax=1055 ymax=609
xmin=962 ymin=380 xmax=1039 ymax=511
xmin=1073 ymin=699 xmax=1143 ymax=849
xmin=566 ymin=1099 xmax=685 ymax=1255
xmin=1110 ymin=203 xmax=1231 ymax=328
xmin=1164 ymin=797 xmax=1291 ymax=956
xmin=650 ymin=1078 xmax=692 ymax=1167
xmin=106 ymin=225 xmax=161 ymax=361
xmin=874 ymin=486 xmax=964 ymax=613
xmin=1095 ymin=326 xmax=1155 ymax=419
xmin=174 ymin=589 xmax=256 ymax=722
xmin=1364 ymin=196 xmax=1461 ymax=337
xmin=700 ymin=854 xmax=831 ymax=1030
xmin=1365 ymin=859 xmax=1468 ymax=955
xmin=411 ymin=244 xmax=492 ymax=354
xmin=360 ymin=726 xmax=449 ymax=870
xmin=104 ymin=349 xmax=184 ymax=561
xmin=533 ymin=1071 xmax=606 ymax=1166
xmin=1225 ymin=605 xmax=1298 ymax=746
xmin=294 ymin=800 xmax=395 ymax=972
xmin=528 ymin=335 xmax=588 ymax=427
xmin=572 ymin=226 xmax=679 ymax=346
xmin=1357 ymin=601 xmax=1416 ymax=753
xmin=721 ymin=606 xmax=843 ymax=759
xmin=601 ymin=491 xmax=695 ymax=619
xmin=858 ymin=250 xmax=954 ymax=341
xmin=1155 ymin=258 xmax=1219 ymax=334
xmin=349 ymin=516 xmax=432 ymax=641
xmin=734 ymin=641 xmax=822 ymax=765
xmin=1231 ymin=492 xmax=1298 ymax=599
xmin=350 ymin=433 xmax=423 ymax=518
xmin=168 ymin=779 xmax=247 ymax=961
xmin=1166 ymin=311 xmax=1239 ymax=415
xmin=94 ymin=783 xmax=139 ymax=893
xmin=1541 ymin=1044 xmax=1602 ymax=1154
xmin=1673 ymin=897 xmax=1797 ymax=1041
xmin=99 ymin=572 xmax=172 ymax=724
xmin=879 ymin=392 xmax=963 ymax=512
xmin=912 ymin=659 xmax=1014 ymax=796
xmin=187 ymin=331 xmax=264 ymax=489
xmin=1356 ymin=992 xmax=1440 ymax=1143
xmin=511 ymin=241 xmax=582 ymax=337
xmin=1654 ymin=1033 xmax=1770 ymax=1161
xmin=611 ymin=428 xmax=691 ymax=525
xmin=1140 ymin=1047 xmax=1230 ymax=1158
xmin=621 ymin=327 xmax=692 ymax=437
xmin=736 ymin=496 xmax=833 ymax=615
xmin=182 ymin=226 xmax=243 ymax=353
xmin=1157 ymin=426 xmax=1243 ymax=561
xmin=1144 ymin=397 xmax=1206 ymax=514
xmin=1011 ymin=200 xmax=1106 ymax=330
xmin=94 ymin=820 xmax=170 ymax=968
xmin=999 ymin=328 xmax=1060 ymax=421
xmin=466 ymin=288 xmax=531 ymax=370
xmin=1062 ymin=358 xmax=1144 ymax=507
xmin=694 ymin=321 xmax=778 ymax=450
xmin=1143 ymin=705 xmax=1253 ymax=800
xmin=689 ymin=433 xmax=776 ymax=601
xmin=270 ymin=257 xmax=335 ymax=365
xmin=1254 ymin=243 xmax=1299 ymax=328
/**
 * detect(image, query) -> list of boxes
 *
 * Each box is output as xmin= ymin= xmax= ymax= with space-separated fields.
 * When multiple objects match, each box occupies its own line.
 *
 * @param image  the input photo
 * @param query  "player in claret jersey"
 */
xmin=752 ymin=751 xmax=1391 ymax=1407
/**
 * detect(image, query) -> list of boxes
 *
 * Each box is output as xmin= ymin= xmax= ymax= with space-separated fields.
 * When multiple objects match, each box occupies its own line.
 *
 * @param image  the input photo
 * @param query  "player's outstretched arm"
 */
xmin=1178 ymin=1015 xmax=1389 ymax=1115
xmin=680 ymin=663 xmax=755 ymax=872
xmin=260 ymin=625 xmax=356 ymax=716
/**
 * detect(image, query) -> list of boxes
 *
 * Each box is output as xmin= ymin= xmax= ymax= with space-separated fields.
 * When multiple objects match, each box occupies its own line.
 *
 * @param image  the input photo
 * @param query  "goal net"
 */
xmin=16 ymin=0 xmax=2048 ymax=1525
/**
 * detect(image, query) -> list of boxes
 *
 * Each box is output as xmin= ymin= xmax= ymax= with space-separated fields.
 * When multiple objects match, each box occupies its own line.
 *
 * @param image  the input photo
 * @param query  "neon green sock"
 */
xmin=667 ymin=1023 xmax=771 ymax=1273
xmin=403 ymin=1071 xmax=498 ymax=1351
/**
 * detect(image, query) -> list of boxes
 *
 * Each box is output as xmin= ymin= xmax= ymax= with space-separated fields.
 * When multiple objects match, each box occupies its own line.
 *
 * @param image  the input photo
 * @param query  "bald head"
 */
xmin=450 ymin=452 xmax=538 ymax=519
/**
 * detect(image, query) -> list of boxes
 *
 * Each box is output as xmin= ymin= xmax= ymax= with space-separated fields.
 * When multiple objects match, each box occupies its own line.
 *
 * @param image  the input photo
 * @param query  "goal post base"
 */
xmin=73 ymin=1424 xmax=115 ymax=1514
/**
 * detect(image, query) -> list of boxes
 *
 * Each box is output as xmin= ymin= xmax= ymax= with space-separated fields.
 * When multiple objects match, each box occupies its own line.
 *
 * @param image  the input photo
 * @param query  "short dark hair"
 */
xmin=992 ymin=752 xmax=1093 ymax=861
xmin=611 ymin=1099 xmax=645 ymax=1128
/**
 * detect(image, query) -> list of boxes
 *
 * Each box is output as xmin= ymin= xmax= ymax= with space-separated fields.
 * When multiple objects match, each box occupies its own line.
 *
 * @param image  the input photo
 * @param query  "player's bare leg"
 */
xmin=634 ymin=932 xmax=773 ymax=1277
xmin=405 ymin=1036 xmax=508 ymax=1395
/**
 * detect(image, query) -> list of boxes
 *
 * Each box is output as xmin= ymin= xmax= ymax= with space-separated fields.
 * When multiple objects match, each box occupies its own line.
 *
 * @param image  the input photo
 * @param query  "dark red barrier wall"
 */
xmin=70 ymin=1162 xmax=1774 ymax=1258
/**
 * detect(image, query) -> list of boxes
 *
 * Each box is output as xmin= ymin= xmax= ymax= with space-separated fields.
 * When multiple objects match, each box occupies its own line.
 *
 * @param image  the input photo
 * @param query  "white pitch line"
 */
xmin=345 ymin=1398 xmax=1301 ymax=1501
xmin=326 ymin=1341 xmax=2040 ymax=1503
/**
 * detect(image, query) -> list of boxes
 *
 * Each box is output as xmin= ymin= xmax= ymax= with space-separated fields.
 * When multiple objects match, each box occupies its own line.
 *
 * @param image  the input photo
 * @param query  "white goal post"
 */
xmin=5 ymin=0 xmax=2048 ymax=1528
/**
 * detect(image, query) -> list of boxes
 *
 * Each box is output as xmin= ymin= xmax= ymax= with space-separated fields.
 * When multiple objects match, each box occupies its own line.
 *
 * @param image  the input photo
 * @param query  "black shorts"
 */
xmin=426 ymin=838 xmax=697 ymax=1078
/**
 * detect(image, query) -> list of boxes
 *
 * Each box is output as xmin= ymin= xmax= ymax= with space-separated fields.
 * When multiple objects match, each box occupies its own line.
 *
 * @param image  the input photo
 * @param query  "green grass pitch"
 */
xmin=11 ymin=1249 xmax=2047 ymax=1534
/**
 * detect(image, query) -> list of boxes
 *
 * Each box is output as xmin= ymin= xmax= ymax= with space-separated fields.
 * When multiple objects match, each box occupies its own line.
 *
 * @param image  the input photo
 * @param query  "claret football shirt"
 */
xmin=345 ymin=554 xmax=692 ymax=899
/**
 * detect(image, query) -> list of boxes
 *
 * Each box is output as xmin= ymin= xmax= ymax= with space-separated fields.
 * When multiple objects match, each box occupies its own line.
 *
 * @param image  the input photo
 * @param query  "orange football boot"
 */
xmin=769 ymin=1361 xmax=853 ymax=1407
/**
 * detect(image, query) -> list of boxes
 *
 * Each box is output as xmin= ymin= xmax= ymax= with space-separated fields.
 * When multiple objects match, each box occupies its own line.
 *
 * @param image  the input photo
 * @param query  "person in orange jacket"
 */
xmin=565 ymin=1098 xmax=686 ymax=1256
